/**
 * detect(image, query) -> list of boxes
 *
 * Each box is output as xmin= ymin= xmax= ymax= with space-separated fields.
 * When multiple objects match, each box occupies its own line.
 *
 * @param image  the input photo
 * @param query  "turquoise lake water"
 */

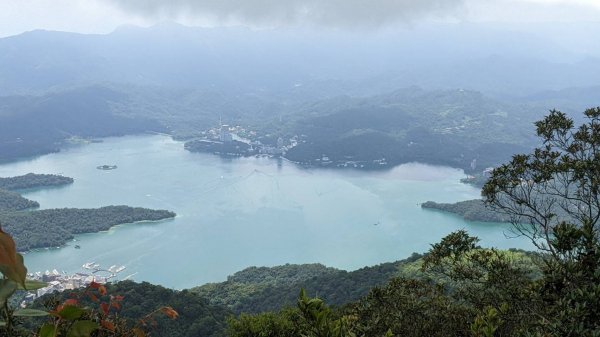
xmin=0 ymin=135 xmax=531 ymax=289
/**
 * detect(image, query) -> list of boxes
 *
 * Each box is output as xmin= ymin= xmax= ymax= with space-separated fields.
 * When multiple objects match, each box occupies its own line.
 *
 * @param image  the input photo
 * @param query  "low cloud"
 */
xmin=104 ymin=0 xmax=466 ymax=28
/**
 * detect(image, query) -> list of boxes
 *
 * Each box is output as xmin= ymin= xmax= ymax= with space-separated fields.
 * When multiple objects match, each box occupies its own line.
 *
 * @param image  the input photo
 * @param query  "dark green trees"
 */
xmin=483 ymin=108 xmax=600 ymax=336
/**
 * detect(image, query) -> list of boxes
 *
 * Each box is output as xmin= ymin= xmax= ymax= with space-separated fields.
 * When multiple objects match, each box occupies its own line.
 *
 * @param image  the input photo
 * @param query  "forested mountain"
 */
xmin=33 ymin=281 xmax=231 ymax=337
xmin=0 ymin=87 xmax=163 ymax=162
xmin=192 ymin=255 xmax=424 ymax=314
xmin=285 ymin=88 xmax=541 ymax=171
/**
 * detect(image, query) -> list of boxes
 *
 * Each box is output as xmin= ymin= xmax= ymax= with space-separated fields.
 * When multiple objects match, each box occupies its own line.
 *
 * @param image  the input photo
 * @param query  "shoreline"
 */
xmin=1 ymin=133 xmax=478 ymax=182
xmin=19 ymin=215 xmax=177 ymax=254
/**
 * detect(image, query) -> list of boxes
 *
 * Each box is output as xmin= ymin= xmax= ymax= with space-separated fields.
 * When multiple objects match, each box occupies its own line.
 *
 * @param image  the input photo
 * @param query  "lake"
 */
xmin=0 ymin=135 xmax=531 ymax=289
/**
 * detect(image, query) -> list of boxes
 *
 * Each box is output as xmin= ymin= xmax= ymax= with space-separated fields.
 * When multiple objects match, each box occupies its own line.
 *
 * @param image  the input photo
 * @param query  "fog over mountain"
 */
xmin=1 ymin=21 xmax=599 ymax=98
xmin=103 ymin=0 xmax=464 ymax=27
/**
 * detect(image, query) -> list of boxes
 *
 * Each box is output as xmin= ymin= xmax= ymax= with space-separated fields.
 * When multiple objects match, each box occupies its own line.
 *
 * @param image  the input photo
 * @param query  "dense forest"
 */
xmin=1 ymin=206 xmax=175 ymax=251
xmin=17 ymin=246 xmax=535 ymax=337
xmin=192 ymin=257 xmax=420 ymax=314
xmin=0 ymin=189 xmax=39 ymax=211
xmin=29 ymin=281 xmax=231 ymax=337
xmin=0 ymin=173 xmax=74 ymax=190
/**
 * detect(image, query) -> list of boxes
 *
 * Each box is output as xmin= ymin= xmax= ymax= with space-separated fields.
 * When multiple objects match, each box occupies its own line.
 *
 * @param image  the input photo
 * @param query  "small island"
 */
xmin=97 ymin=164 xmax=118 ymax=170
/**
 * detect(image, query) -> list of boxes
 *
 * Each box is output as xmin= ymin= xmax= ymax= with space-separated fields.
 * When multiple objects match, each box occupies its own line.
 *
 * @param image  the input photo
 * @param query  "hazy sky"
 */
xmin=0 ymin=0 xmax=599 ymax=37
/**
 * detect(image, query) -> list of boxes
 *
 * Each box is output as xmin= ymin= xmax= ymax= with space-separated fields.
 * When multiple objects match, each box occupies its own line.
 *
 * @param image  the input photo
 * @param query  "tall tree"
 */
xmin=482 ymin=108 xmax=600 ymax=336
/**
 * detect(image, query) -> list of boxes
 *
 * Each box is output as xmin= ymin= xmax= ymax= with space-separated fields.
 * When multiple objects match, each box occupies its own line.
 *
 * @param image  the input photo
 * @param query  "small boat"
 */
xmin=74 ymin=245 xmax=81 ymax=249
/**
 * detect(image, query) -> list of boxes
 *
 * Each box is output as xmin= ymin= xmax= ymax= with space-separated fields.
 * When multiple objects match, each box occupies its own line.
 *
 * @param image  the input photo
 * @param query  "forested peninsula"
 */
xmin=421 ymin=199 xmax=510 ymax=222
xmin=2 ymin=206 xmax=175 ymax=251
xmin=0 ymin=173 xmax=74 ymax=190
xmin=0 ymin=189 xmax=39 ymax=211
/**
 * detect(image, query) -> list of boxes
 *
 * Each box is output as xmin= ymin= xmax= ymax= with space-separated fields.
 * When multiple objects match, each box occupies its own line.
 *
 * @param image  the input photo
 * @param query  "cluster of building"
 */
xmin=21 ymin=263 xmax=126 ymax=306
xmin=200 ymin=122 xmax=300 ymax=157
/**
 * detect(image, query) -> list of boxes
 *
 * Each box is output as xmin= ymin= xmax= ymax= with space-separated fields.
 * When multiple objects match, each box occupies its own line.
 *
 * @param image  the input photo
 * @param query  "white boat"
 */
xmin=82 ymin=262 xmax=96 ymax=269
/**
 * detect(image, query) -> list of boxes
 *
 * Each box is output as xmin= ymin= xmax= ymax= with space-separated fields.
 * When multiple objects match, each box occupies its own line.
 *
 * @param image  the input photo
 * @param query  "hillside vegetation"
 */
xmin=0 ymin=173 xmax=74 ymax=190
xmin=0 ymin=189 xmax=39 ymax=211
xmin=1 ymin=206 xmax=175 ymax=251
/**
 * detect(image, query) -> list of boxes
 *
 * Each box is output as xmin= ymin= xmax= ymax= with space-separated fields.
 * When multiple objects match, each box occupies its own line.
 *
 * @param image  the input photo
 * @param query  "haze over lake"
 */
xmin=0 ymin=135 xmax=531 ymax=289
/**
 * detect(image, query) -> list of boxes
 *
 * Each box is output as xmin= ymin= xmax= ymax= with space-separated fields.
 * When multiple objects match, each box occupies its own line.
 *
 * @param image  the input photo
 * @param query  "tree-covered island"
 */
xmin=0 ymin=173 xmax=74 ymax=191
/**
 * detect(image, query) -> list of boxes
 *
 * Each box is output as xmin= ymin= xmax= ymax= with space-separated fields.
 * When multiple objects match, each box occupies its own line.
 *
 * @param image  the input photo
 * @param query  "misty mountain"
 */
xmin=2 ymin=22 xmax=600 ymax=97
xmin=0 ymin=86 xmax=162 ymax=161
xmin=284 ymin=87 xmax=542 ymax=170
xmin=0 ymin=81 xmax=590 ymax=168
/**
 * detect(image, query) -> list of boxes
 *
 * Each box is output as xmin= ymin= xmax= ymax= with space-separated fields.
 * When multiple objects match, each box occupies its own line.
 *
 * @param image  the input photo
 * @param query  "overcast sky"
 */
xmin=0 ymin=0 xmax=599 ymax=38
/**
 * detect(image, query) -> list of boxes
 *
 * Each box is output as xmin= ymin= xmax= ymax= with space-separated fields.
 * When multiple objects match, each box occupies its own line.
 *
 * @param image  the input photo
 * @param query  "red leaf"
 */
xmin=100 ymin=303 xmax=109 ymax=316
xmin=0 ymin=226 xmax=27 ymax=287
xmin=159 ymin=306 xmax=179 ymax=319
xmin=101 ymin=320 xmax=115 ymax=332
xmin=63 ymin=299 xmax=78 ymax=306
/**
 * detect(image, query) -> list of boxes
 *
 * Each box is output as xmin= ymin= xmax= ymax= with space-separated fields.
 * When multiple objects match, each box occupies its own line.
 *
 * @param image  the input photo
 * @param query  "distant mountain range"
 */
xmin=1 ymin=22 xmax=600 ymax=97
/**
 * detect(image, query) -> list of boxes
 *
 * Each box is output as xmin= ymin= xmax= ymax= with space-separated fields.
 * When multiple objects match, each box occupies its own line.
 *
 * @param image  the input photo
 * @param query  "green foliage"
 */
xmin=228 ymin=290 xmax=355 ymax=337
xmin=227 ymin=309 xmax=299 ymax=337
xmin=471 ymin=305 xmax=507 ymax=337
xmin=39 ymin=281 xmax=230 ymax=337
xmin=224 ymin=235 xmax=541 ymax=337
xmin=482 ymin=108 xmax=600 ymax=336
xmin=193 ymin=257 xmax=420 ymax=314
xmin=351 ymin=277 xmax=472 ymax=337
